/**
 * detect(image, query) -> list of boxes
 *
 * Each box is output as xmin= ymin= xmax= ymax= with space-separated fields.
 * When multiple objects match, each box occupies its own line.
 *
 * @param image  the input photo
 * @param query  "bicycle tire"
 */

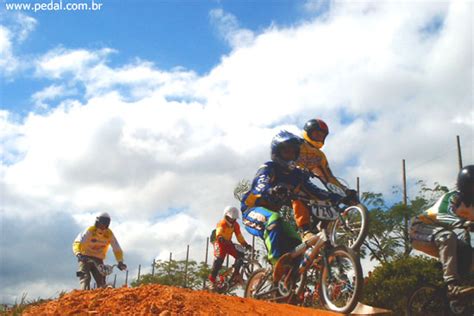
xmin=318 ymin=246 xmax=363 ymax=314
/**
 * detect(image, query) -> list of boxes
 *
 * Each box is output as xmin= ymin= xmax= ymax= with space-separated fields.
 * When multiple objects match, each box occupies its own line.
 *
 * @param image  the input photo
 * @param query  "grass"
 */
xmin=0 ymin=291 xmax=67 ymax=316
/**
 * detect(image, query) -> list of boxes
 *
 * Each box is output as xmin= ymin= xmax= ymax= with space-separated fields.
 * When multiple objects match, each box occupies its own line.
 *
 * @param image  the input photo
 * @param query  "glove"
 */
xmin=268 ymin=185 xmax=290 ymax=203
xmin=217 ymin=236 xmax=226 ymax=244
xmin=117 ymin=261 xmax=127 ymax=271
xmin=244 ymin=244 xmax=252 ymax=251
xmin=76 ymin=253 xmax=85 ymax=262
xmin=344 ymin=189 xmax=359 ymax=205
xmin=329 ymin=193 xmax=343 ymax=204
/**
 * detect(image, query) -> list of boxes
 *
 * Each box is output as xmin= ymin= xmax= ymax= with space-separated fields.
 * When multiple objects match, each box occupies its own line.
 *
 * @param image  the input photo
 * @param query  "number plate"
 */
xmin=311 ymin=204 xmax=338 ymax=220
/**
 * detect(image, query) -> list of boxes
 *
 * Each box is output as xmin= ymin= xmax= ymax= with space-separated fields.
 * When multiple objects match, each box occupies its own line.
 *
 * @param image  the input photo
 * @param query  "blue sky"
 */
xmin=1 ymin=0 xmax=325 ymax=113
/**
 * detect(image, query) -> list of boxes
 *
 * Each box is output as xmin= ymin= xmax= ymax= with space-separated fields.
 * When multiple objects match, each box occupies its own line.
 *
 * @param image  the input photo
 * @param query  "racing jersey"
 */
xmin=241 ymin=161 xmax=337 ymax=212
xmin=297 ymin=141 xmax=347 ymax=194
xmin=215 ymin=219 xmax=247 ymax=245
xmin=416 ymin=191 xmax=474 ymax=226
xmin=72 ymin=226 xmax=124 ymax=261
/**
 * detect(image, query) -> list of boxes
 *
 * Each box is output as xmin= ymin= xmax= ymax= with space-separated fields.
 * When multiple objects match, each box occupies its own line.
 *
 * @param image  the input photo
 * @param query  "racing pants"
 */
xmin=410 ymin=218 xmax=473 ymax=283
xmin=242 ymin=206 xmax=301 ymax=265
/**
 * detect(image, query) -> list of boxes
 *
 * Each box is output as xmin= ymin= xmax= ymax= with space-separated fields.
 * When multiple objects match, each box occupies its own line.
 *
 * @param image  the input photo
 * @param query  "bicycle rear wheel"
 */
xmin=406 ymin=284 xmax=447 ymax=316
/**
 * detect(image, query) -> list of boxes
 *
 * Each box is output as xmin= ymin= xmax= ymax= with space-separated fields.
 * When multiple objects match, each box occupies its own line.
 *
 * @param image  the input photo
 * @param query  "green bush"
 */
xmin=362 ymin=255 xmax=442 ymax=314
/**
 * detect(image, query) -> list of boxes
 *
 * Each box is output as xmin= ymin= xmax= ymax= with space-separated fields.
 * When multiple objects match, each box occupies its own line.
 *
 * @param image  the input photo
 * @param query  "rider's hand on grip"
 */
xmin=118 ymin=261 xmax=127 ymax=271
xmin=76 ymin=253 xmax=85 ymax=262
xmin=244 ymin=244 xmax=252 ymax=251
xmin=344 ymin=189 xmax=359 ymax=205
xmin=269 ymin=185 xmax=290 ymax=203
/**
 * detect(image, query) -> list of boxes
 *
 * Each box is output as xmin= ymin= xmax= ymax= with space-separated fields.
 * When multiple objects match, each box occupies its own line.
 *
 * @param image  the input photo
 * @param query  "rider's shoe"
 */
xmin=447 ymin=283 xmax=474 ymax=298
xmin=208 ymin=276 xmax=217 ymax=291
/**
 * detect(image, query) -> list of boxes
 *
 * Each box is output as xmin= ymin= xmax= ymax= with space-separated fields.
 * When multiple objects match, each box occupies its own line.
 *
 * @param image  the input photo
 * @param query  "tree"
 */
xmin=132 ymin=259 xmax=211 ymax=290
xmin=361 ymin=181 xmax=448 ymax=263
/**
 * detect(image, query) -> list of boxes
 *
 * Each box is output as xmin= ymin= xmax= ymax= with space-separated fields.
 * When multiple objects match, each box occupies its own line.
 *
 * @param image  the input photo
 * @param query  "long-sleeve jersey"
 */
xmin=296 ymin=141 xmax=347 ymax=194
xmin=72 ymin=226 xmax=124 ymax=262
xmin=241 ymin=161 xmax=336 ymax=212
xmin=416 ymin=191 xmax=474 ymax=226
xmin=215 ymin=219 xmax=247 ymax=246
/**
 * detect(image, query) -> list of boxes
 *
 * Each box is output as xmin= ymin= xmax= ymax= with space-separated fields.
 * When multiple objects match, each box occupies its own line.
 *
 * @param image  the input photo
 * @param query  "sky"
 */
xmin=1 ymin=0 xmax=473 ymax=304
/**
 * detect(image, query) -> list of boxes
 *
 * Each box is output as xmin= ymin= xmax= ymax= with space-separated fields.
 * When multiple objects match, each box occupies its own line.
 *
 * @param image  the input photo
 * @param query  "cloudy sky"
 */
xmin=1 ymin=0 xmax=473 ymax=304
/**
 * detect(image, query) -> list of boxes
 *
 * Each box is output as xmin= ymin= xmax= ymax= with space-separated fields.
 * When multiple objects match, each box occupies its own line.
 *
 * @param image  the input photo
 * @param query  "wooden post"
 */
xmin=184 ymin=245 xmax=190 ymax=288
xmin=125 ymin=270 xmax=129 ymax=287
xmin=251 ymin=235 xmax=255 ymax=273
xmin=203 ymin=237 xmax=209 ymax=289
xmin=151 ymin=259 xmax=155 ymax=277
xmin=137 ymin=264 xmax=141 ymax=283
xmin=402 ymin=159 xmax=409 ymax=256
xmin=457 ymin=135 xmax=463 ymax=170
xmin=356 ymin=177 xmax=360 ymax=200
xmin=402 ymin=159 xmax=407 ymax=206
xmin=168 ymin=252 xmax=172 ymax=276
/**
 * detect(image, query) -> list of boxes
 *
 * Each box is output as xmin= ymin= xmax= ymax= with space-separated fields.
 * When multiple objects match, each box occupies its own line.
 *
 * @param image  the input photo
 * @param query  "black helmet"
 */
xmin=271 ymin=130 xmax=302 ymax=168
xmin=95 ymin=212 xmax=111 ymax=228
xmin=457 ymin=165 xmax=474 ymax=206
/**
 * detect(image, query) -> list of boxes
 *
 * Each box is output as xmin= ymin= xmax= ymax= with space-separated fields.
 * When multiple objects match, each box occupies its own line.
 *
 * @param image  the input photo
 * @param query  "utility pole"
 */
xmin=456 ymin=135 xmax=463 ymax=170
xmin=356 ymin=177 xmax=360 ymax=200
xmin=184 ymin=245 xmax=190 ymax=288
xmin=203 ymin=238 xmax=209 ymax=289
xmin=402 ymin=159 xmax=410 ymax=256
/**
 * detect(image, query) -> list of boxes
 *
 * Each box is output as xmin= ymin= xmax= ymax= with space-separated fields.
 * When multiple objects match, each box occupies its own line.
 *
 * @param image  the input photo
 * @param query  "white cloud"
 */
xmin=15 ymin=13 xmax=37 ymax=42
xmin=31 ymin=84 xmax=77 ymax=109
xmin=0 ymin=13 xmax=37 ymax=75
xmin=1 ymin=0 xmax=473 ymax=303
xmin=209 ymin=8 xmax=255 ymax=48
xmin=0 ymin=26 xmax=18 ymax=74
xmin=35 ymin=47 xmax=115 ymax=79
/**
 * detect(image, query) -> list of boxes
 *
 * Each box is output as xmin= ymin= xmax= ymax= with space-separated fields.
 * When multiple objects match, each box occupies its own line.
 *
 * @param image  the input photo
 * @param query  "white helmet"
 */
xmin=223 ymin=206 xmax=239 ymax=221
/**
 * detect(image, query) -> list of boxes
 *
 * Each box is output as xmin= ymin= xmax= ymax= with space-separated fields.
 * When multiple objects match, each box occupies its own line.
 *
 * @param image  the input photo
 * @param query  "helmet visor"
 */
xmin=279 ymin=143 xmax=299 ymax=161
xmin=309 ymin=129 xmax=327 ymax=143
xmin=225 ymin=215 xmax=236 ymax=224
xmin=97 ymin=216 xmax=110 ymax=228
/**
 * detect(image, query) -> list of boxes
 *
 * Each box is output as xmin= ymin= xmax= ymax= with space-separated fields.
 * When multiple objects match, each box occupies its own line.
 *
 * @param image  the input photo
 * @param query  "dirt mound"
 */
xmin=23 ymin=284 xmax=340 ymax=315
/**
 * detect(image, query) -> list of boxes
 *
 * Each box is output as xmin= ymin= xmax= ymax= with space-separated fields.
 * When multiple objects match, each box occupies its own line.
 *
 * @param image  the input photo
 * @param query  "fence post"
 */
xmin=251 ymin=235 xmax=255 ymax=273
xmin=402 ymin=159 xmax=410 ymax=256
xmin=356 ymin=177 xmax=360 ymax=199
xmin=226 ymin=254 xmax=229 ymax=268
xmin=137 ymin=264 xmax=141 ymax=283
xmin=168 ymin=252 xmax=172 ymax=276
xmin=113 ymin=274 xmax=117 ymax=288
xmin=203 ymin=237 xmax=209 ymax=289
xmin=125 ymin=270 xmax=129 ymax=287
xmin=184 ymin=245 xmax=190 ymax=288
xmin=152 ymin=259 xmax=155 ymax=277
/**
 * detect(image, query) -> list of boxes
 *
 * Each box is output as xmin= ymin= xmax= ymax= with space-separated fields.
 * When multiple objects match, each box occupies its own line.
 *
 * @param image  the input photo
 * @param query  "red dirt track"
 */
xmin=23 ymin=284 xmax=341 ymax=315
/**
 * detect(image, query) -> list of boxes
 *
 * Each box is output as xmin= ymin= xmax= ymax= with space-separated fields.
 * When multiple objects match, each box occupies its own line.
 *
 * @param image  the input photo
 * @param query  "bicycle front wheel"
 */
xmin=319 ymin=246 xmax=363 ymax=314
xmin=244 ymin=268 xmax=275 ymax=300
xmin=330 ymin=204 xmax=368 ymax=251
xmin=407 ymin=284 xmax=447 ymax=316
